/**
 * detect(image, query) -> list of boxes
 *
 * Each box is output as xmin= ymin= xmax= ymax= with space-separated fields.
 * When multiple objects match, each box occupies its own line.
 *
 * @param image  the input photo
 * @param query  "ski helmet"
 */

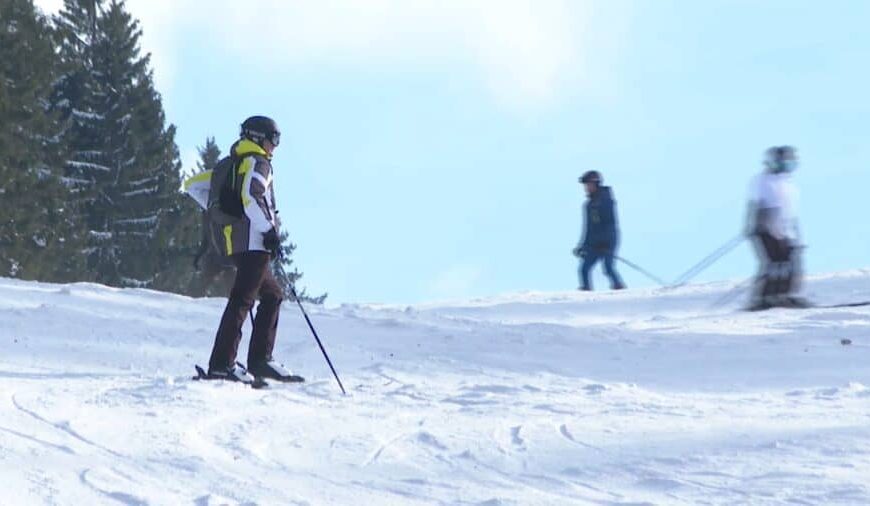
xmin=241 ymin=116 xmax=281 ymax=147
xmin=764 ymin=145 xmax=797 ymax=173
xmin=579 ymin=170 xmax=602 ymax=185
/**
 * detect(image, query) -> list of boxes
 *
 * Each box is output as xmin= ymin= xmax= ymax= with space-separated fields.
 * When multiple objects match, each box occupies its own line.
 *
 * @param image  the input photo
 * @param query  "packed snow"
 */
xmin=1 ymin=272 xmax=869 ymax=505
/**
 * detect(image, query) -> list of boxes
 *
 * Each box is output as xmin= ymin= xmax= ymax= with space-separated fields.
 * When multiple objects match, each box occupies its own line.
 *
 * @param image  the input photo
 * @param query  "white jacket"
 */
xmin=750 ymin=171 xmax=799 ymax=240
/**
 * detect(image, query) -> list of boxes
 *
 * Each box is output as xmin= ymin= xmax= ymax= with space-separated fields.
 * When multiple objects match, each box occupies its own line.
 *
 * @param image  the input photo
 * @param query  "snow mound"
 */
xmin=2 ymin=273 xmax=869 ymax=504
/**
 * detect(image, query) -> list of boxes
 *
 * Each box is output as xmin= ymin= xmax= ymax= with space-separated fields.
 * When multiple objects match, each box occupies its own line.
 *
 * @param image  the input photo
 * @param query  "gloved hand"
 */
xmin=263 ymin=227 xmax=280 ymax=258
xmin=572 ymin=246 xmax=585 ymax=258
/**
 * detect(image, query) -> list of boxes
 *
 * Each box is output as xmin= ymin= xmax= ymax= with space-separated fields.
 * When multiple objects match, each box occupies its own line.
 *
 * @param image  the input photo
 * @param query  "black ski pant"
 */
xmin=754 ymin=232 xmax=800 ymax=299
xmin=580 ymin=250 xmax=625 ymax=291
xmin=209 ymin=251 xmax=283 ymax=371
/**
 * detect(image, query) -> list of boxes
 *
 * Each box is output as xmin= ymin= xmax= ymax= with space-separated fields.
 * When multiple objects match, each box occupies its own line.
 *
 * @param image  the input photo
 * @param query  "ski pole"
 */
xmin=670 ymin=234 xmax=745 ymax=288
xmin=615 ymin=256 xmax=668 ymax=286
xmin=288 ymin=283 xmax=346 ymax=395
xmin=275 ymin=260 xmax=346 ymax=395
xmin=710 ymin=276 xmax=755 ymax=308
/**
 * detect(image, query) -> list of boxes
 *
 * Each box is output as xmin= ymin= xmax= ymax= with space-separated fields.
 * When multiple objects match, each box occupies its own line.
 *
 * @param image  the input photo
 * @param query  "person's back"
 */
xmin=573 ymin=171 xmax=625 ymax=291
xmin=208 ymin=138 xmax=278 ymax=257
xmin=584 ymin=185 xmax=619 ymax=250
xmin=182 ymin=156 xmax=236 ymax=297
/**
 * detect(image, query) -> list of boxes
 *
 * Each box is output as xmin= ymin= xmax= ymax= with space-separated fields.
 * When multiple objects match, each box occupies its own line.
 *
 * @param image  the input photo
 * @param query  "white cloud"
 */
xmin=36 ymin=0 xmax=597 ymax=110
xmin=215 ymin=0 xmax=592 ymax=108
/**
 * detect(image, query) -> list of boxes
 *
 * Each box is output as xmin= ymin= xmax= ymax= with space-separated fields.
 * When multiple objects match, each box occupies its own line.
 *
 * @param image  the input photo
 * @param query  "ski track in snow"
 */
xmin=1 ymin=273 xmax=870 ymax=504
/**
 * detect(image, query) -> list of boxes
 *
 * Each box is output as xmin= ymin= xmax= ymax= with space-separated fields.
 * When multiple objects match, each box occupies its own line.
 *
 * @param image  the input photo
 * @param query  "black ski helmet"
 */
xmin=764 ymin=145 xmax=797 ymax=173
xmin=579 ymin=170 xmax=602 ymax=185
xmin=241 ymin=115 xmax=280 ymax=147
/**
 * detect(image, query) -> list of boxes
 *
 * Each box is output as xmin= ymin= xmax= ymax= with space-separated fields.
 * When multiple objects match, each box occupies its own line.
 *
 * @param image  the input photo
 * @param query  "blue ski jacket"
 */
xmin=580 ymin=186 xmax=619 ymax=254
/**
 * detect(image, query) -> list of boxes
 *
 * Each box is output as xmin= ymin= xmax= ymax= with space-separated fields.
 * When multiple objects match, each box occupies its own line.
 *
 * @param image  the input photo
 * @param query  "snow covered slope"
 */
xmin=2 ymin=272 xmax=870 ymax=505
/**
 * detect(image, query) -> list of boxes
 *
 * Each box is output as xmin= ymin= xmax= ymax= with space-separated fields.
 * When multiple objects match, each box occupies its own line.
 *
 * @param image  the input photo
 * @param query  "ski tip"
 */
xmin=194 ymin=365 xmax=208 ymax=380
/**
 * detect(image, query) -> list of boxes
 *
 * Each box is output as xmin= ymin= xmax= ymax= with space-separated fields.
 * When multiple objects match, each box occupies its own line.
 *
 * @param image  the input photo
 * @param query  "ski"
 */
xmin=247 ymin=359 xmax=306 ymax=383
xmin=265 ymin=374 xmax=305 ymax=383
xmin=744 ymin=300 xmax=870 ymax=312
xmin=812 ymin=300 xmax=870 ymax=309
xmin=192 ymin=365 xmax=269 ymax=389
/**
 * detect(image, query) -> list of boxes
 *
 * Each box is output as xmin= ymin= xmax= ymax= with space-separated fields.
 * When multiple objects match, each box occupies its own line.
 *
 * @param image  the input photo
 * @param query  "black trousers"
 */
xmin=209 ymin=252 xmax=283 ymax=370
xmin=754 ymin=232 xmax=800 ymax=299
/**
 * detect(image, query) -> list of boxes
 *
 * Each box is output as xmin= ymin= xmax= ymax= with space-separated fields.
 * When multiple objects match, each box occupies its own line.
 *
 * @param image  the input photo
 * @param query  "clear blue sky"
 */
xmin=37 ymin=0 xmax=870 ymax=303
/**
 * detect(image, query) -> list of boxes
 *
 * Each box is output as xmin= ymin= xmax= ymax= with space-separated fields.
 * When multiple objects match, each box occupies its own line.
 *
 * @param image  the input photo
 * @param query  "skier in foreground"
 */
xmin=193 ymin=116 xmax=302 ymax=384
xmin=746 ymin=145 xmax=807 ymax=310
xmin=573 ymin=170 xmax=626 ymax=291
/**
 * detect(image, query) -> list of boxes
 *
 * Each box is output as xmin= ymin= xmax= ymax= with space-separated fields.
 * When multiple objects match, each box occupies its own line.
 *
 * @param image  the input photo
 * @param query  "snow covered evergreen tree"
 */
xmin=52 ymin=0 xmax=187 ymax=288
xmin=0 ymin=0 xmax=86 ymax=281
xmin=42 ymin=1 xmax=322 ymax=298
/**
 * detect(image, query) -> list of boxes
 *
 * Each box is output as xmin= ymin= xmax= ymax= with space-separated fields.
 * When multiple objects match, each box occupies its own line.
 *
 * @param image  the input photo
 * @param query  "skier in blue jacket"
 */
xmin=573 ymin=171 xmax=626 ymax=291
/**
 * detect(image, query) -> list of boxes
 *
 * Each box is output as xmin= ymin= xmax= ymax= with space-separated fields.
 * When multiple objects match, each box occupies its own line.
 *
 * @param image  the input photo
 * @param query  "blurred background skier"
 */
xmin=746 ymin=146 xmax=808 ymax=310
xmin=573 ymin=170 xmax=626 ymax=291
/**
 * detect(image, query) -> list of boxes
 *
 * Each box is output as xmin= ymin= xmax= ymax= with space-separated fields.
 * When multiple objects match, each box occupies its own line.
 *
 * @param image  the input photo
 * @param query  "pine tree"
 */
xmin=196 ymin=136 xmax=221 ymax=173
xmin=95 ymin=0 xmax=188 ymax=288
xmin=53 ymin=0 xmax=119 ymax=283
xmin=47 ymin=0 xmax=323 ymax=299
xmin=0 ymin=0 xmax=85 ymax=281
xmin=53 ymin=0 xmax=189 ymax=288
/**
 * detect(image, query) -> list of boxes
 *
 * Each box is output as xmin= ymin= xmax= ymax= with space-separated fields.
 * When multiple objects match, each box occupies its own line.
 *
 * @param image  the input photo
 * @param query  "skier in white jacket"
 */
xmin=746 ymin=145 xmax=807 ymax=310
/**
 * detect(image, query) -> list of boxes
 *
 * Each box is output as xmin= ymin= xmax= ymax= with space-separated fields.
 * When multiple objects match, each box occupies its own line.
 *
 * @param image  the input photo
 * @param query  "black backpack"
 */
xmin=203 ymin=155 xmax=247 ymax=257
xmin=207 ymin=155 xmax=244 ymax=224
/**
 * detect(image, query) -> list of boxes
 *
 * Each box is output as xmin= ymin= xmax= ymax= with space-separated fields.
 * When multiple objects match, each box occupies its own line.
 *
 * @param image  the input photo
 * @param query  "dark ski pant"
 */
xmin=753 ymin=232 xmax=800 ymax=299
xmin=209 ymin=251 xmax=283 ymax=371
xmin=579 ymin=251 xmax=625 ymax=291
